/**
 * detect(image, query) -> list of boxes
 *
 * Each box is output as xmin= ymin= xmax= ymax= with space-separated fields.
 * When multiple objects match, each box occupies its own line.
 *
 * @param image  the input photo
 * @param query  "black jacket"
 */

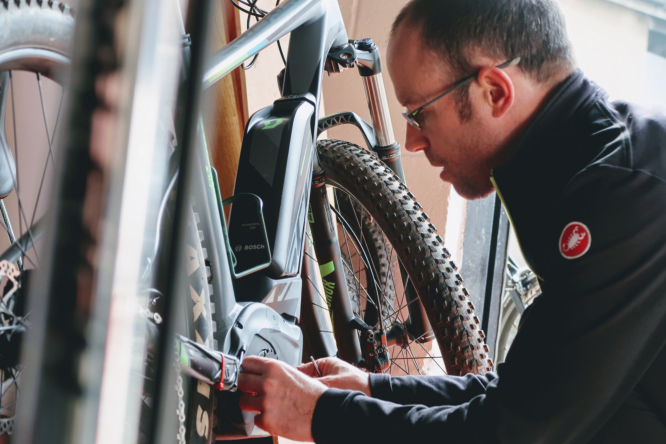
xmin=311 ymin=71 xmax=666 ymax=443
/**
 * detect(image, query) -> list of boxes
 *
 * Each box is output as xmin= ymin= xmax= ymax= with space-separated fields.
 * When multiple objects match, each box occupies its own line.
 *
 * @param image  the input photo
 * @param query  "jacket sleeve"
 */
xmin=369 ymin=373 xmax=497 ymax=407
xmin=311 ymin=166 xmax=666 ymax=444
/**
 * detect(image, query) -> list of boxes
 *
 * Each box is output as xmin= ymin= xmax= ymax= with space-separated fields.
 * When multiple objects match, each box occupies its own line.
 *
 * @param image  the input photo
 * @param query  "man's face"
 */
xmin=387 ymin=25 xmax=509 ymax=199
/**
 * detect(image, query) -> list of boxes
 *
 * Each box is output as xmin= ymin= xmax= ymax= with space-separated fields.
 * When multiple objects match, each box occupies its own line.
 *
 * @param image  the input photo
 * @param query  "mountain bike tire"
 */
xmin=0 ymin=0 xmax=74 ymax=73
xmin=317 ymin=139 xmax=493 ymax=376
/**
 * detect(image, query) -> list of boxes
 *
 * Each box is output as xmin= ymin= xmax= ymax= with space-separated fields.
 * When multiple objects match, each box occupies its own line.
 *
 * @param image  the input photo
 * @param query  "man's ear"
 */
xmin=477 ymin=66 xmax=515 ymax=118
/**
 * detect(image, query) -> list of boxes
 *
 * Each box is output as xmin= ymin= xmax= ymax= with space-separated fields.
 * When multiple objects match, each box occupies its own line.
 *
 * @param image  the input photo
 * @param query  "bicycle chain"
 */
xmin=174 ymin=342 xmax=186 ymax=444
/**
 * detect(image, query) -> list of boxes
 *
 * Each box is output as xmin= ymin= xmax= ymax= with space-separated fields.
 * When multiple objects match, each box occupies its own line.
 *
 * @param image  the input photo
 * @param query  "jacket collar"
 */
xmin=492 ymin=70 xmax=607 ymax=187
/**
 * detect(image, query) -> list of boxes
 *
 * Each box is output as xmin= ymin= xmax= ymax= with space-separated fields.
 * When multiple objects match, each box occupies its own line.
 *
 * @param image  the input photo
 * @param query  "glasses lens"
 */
xmin=402 ymin=111 xmax=421 ymax=130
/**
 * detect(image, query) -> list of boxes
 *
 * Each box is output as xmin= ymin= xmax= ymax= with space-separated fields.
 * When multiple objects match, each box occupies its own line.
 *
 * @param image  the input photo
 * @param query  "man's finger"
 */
xmin=297 ymin=362 xmax=316 ymax=377
xmin=238 ymin=393 xmax=265 ymax=414
xmin=238 ymin=372 xmax=264 ymax=394
xmin=316 ymin=357 xmax=343 ymax=374
xmin=241 ymin=356 xmax=271 ymax=375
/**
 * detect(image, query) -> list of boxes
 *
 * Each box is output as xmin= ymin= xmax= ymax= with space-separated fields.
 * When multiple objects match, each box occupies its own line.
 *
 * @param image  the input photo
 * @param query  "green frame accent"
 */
xmin=262 ymin=118 xmax=284 ymax=130
xmin=319 ymin=260 xmax=335 ymax=278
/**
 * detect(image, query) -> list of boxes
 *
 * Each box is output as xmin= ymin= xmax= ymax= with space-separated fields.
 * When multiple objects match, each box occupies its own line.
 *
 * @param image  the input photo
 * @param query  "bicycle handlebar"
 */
xmin=203 ymin=0 xmax=347 ymax=89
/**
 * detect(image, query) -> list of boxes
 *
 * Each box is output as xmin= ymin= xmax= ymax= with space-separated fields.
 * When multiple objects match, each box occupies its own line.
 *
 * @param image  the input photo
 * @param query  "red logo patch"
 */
xmin=559 ymin=222 xmax=591 ymax=259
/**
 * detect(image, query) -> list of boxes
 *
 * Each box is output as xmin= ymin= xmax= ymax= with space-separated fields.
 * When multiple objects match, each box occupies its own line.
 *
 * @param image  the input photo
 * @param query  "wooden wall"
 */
xmin=202 ymin=0 xmax=248 ymax=212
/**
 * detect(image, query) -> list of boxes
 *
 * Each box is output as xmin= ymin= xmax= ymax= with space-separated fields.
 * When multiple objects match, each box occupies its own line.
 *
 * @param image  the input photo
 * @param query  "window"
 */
xmin=640 ymin=23 xmax=666 ymax=106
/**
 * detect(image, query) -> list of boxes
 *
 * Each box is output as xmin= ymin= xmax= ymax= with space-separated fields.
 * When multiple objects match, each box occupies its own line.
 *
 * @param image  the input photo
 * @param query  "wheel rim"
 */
xmin=0 ymin=48 xmax=70 ymax=84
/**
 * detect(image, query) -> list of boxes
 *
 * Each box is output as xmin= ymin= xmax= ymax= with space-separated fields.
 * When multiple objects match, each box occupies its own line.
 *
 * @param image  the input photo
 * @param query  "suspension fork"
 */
xmin=305 ymin=166 xmax=363 ymax=365
xmin=357 ymin=39 xmax=433 ymax=343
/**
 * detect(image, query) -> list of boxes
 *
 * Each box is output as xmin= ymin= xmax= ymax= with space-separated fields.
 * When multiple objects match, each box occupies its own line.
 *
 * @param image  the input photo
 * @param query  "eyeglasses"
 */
xmin=401 ymin=57 xmax=521 ymax=131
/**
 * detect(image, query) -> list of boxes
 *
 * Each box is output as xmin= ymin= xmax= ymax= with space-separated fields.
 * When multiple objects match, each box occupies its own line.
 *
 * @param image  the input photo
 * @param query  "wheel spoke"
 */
xmin=340 ymin=258 xmax=378 ymax=311
xmin=335 ymin=206 xmax=390 ymax=321
xmin=36 ymin=73 xmax=56 ymax=168
xmin=339 ymin=213 xmax=360 ymax=298
xmin=29 ymin=73 xmax=59 ymax=249
xmin=335 ymin=209 xmax=381 ymax=294
xmin=384 ymin=288 xmax=422 ymax=325
xmin=390 ymin=348 xmax=409 ymax=374
xmin=405 ymin=345 xmax=422 ymax=375
xmin=305 ymin=275 xmax=330 ymax=312
xmin=304 ymin=250 xmax=317 ymax=262
xmin=333 ymin=190 xmax=364 ymax=298
xmin=410 ymin=331 xmax=447 ymax=374
xmin=305 ymin=231 xmax=318 ymax=263
xmin=7 ymin=72 xmax=39 ymax=266
xmin=333 ymin=190 xmax=383 ymax=295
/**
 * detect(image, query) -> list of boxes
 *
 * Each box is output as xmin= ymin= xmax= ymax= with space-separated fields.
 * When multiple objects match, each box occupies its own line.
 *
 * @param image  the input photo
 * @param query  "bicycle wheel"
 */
xmin=0 ymin=1 xmax=73 ymax=436
xmin=316 ymin=139 xmax=493 ymax=376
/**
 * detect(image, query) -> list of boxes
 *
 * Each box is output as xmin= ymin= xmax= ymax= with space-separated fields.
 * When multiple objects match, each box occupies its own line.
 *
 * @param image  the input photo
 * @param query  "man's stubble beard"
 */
xmin=424 ymin=144 xmax=493 ymax=200
xmin=428 ymin=143 xmax=496 ymax=201
xmin=451 ymin=179 xmax=495 ymax=200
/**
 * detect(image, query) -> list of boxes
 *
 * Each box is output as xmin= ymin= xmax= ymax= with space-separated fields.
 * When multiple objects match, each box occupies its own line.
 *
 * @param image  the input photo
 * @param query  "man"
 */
xmin=237 ymin=0 xmax=666 ymax=442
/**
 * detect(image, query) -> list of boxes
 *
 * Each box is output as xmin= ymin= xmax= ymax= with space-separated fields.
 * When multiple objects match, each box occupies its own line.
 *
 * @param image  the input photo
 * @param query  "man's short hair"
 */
xmin=392 ymin=0 xmax=576 ymax=120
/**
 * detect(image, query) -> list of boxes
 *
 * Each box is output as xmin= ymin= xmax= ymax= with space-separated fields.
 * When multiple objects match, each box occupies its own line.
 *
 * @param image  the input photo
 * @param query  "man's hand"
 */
xmin=238 ymin=356 xmax=328 ymax=442
xmin=298 ymin=357 xmax=371 ymax=396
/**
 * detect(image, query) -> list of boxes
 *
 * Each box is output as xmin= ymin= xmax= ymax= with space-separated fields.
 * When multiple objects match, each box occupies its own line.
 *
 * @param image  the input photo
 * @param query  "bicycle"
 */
xmin=0 ymin=0 xmax=494 ymax=442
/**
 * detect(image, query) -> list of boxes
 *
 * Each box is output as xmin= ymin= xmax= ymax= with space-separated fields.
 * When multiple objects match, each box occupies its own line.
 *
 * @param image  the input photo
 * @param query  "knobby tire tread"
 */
xmin=0 ymin=0 xmax=75 ymax=55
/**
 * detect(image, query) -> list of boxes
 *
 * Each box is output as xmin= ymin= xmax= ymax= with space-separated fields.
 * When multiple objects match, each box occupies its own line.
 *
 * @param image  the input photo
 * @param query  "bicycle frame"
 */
xmin=198 ymin=0 xmax=433 ymax=375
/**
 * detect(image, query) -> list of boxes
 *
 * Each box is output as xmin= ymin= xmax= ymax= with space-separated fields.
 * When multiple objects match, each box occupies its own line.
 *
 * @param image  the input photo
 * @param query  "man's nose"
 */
xmin=404 ymin=123 xmax=428 ymax=153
